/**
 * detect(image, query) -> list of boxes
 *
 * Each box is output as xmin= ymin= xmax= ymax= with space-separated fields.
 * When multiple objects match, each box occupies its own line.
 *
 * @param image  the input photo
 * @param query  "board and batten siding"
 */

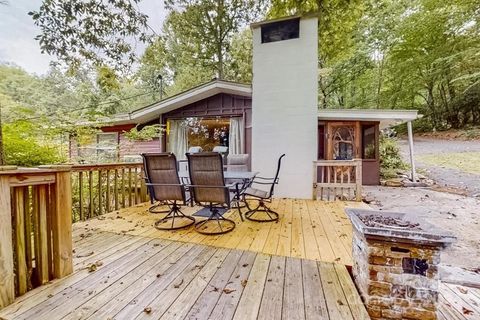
xmin=251 ymin=17 xmax=319 ymax=199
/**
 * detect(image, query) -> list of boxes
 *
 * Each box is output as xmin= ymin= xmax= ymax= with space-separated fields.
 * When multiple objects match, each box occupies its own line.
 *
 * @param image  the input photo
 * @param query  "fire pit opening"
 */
xmin=402 ymin=258 xmax=429 ymax=276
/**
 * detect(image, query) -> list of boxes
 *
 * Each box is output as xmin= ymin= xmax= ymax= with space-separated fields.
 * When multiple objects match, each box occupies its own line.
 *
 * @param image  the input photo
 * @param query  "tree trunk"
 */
xmin=376 ymin=57 xmax=385 ymax=109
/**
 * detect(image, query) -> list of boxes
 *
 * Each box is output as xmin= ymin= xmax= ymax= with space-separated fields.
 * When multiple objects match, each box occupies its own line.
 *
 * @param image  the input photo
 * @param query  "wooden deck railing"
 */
xmin=70 ymin=163 xmax=148 ymax=222
xmin=313 ymin=159 xmax=362 ymax=201
xmin=0 ymin=167 xmax=73 ymax=308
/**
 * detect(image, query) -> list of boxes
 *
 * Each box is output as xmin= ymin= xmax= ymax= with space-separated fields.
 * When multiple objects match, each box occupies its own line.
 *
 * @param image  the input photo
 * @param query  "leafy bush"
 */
xmin=379 ymin=135 xmax=407 ymax=179
xmin=3 ymin=121 xmax=65 ymax=167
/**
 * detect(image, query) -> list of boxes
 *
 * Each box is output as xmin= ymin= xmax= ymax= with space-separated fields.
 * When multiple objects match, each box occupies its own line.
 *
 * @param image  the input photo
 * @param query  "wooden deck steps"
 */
xmin=0 ymin=233 xmax=369 ymax=320
xmin=70 ymin=199 xmax=370 ymax=266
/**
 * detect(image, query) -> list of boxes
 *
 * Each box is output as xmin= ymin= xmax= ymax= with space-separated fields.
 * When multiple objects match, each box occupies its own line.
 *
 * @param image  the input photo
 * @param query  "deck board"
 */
xmin=69 ymin=199 xmax=366 ymax=265
xmin=0 ymin=231 xmax=368 ymax=320
xmin=1 ymin=198 xmax=474 ymax=320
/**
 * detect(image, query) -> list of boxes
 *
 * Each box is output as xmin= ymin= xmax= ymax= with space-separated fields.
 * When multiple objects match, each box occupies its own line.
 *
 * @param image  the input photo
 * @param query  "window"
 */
xmin=96 ymin=133 xmax=119 ymax=161
xmin=261 ymin=18 xmax=300 ymax=43
xmin=362 ymin=125 xmax=376 ymax=159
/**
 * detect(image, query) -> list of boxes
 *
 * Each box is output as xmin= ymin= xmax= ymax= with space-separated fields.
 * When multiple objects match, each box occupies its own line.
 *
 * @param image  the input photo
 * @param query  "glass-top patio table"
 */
xmin=178 ymin=170 xmax=258 ymax=194
xmin=178 ymin=170 xmax=258 ymax=181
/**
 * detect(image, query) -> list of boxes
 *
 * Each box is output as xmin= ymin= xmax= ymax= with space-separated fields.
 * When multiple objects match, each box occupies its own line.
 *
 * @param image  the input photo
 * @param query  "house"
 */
xmin=70 ymin=15 xmax=420 ymax=198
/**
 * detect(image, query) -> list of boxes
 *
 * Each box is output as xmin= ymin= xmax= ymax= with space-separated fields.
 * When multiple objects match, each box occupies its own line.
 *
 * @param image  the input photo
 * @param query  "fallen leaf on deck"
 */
xmin=144 ymin=307 xmax=152 ymax=314
xmin=76 ymin=251 xmax=94 ymax=258
xmin=87 ymin=264 xmax=97 ymax=272
xmin=241 ymin=280 xmax=248 ymax=287
xmin=462 ymin=307 xmax=474 ymax=315
xmin=337 ymin=300 xmax=344 ymax=306
xmin=334 ymin=257 xmax=341 ymax=262
xmin=156 ymin=274 xmax=162 ymax=278
xmin=457 ymin=287 xmax=468 ymax=294
xmin=223 ymin=288 xmax=236 ymax=294
xmin=242 ymin=263 xmax=249 ymax=267
xmin=174 ymin=279 xmax=184 ymax=288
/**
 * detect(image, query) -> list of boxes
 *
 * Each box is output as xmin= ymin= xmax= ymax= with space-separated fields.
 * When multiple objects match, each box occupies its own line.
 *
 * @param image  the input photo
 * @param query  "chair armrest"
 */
xmin=254 ymin=176 xmax=275 ymax=180
xmin=145 ymin=183 xmax=184 ymax=187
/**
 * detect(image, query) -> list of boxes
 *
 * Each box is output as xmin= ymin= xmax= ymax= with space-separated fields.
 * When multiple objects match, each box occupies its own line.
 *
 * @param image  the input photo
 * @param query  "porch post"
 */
xmin=407 ymin=121 xmax=417 ymax=182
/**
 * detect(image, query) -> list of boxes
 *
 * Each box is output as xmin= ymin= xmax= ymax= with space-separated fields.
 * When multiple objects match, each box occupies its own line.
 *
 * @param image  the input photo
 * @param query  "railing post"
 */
xmin=52 ymin=171 xmax=73 ymax=278
xmin=0 ymin=175 xmax=14 ymax=308
xmin=312 ymin=161 xmax=318 ymax=200
xmin=355 ymin=159 xmax=363 ymax=202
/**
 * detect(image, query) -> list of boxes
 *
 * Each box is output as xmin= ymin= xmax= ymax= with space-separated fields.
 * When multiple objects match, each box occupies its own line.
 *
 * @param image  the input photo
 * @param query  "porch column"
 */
xmin=407 ymin=121 xmax=417 ymax=182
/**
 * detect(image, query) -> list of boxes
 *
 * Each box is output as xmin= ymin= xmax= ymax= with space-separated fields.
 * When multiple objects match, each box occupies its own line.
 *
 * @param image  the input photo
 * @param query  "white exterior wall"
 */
xmin=251 ymin=17 xmax=318 ymax=199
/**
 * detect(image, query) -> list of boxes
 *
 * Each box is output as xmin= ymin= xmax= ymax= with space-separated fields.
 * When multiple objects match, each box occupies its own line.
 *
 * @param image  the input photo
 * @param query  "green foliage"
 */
xmin=124 ymin=125 xmax=164 ymax=141
xmin=379 ymin=135 xmax=407 ymax=179
xmin=29 ymin=0 xmax=150 ymax=73
xmin=3 ymin=121 xmax=65 ymax=166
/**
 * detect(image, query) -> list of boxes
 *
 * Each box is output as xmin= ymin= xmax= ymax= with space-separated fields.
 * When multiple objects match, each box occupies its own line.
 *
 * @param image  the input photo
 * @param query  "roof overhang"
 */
xmin=318 ymin=109 xmax=421 ymax=129
xmin=100 ymin=80 xmax=252 ymax=126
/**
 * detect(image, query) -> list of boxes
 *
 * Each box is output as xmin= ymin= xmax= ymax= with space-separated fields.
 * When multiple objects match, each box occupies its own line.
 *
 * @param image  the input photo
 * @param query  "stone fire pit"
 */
xmin=345 ymin=208 xmax=456 ymax=320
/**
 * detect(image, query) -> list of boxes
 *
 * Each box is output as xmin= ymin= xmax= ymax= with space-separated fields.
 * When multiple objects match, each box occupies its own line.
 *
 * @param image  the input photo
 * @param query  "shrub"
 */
xmin=3 ymin=121 xmax=65 ymax=167
xmin=379 ymin=135 xmax=407 ymax=179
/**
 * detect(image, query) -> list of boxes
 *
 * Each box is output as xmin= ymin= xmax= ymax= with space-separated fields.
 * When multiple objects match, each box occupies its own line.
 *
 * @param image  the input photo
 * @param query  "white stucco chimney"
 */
xmin=251 ymin=16 xmax=318 ymax=199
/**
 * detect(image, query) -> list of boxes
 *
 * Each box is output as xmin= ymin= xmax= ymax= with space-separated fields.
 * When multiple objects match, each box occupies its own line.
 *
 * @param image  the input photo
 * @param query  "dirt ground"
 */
xmin=365 ymin=137 xmax=480 ymax=282
xmin=364 ymin=186 xmax=480 ymax=271
xmin=398 ymin=137 xmax=480 ymax=196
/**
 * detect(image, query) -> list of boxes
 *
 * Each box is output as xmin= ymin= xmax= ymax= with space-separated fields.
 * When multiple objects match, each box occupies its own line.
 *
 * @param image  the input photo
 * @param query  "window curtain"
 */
xmin=229 ymin=117 xmax=244 ymax=154
xmin=167 ymin=120 xmax=188 ymax=159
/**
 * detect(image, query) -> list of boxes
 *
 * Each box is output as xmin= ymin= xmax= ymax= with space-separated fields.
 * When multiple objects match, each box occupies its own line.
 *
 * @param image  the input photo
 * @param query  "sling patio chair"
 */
xmin=142 ymin=153 xmax=195 ymax=230
xmin=187 ymin=152 xmax=242 ymax=235
xmin=243 ymin=154 xmax=285 ymax=222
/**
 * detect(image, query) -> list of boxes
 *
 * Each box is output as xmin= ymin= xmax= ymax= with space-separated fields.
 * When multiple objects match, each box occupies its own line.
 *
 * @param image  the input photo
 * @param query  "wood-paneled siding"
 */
xmin=160 ymin=93 xmax=252 ymax=156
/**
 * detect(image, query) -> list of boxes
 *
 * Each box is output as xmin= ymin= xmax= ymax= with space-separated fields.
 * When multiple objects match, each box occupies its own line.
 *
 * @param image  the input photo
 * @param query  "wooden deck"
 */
xmin=0 ymin=231 xmax=369 ymax=320
xmin=70 ymin=199 xmax=369 ymax=266
xmin=1 ymin=199 xmax=477 ymax=320
xmin=438 ymin=282 xmax=480 ymax=320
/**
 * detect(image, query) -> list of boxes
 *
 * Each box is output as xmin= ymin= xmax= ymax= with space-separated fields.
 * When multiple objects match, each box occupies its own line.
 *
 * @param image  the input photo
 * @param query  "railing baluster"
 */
xmin=106 ymin=170 xmax=110 ymax=213
xmin=128 ymin=168 xmax=132 ymax=206
xmin=24 ymin=186 xmax=33 ymax=291
xmin=88 ymin=171 xmax=93 ymax=218
xmin=98 ymin=170 xmax=102 ymax=216
xmin=34 ymin=185 xmax=49 ymax=285
xmin=14 ymin=187 xmax=27 ymax=295
xmin=78 ymin=172 xmax=83 ymax=221
xmin=135 ymin=168 xmax=140 ymax=204
xmin=121 ymin=168 xmax=126 ymax=208
xmin=114 ymin=169 xmax=119 ymax=211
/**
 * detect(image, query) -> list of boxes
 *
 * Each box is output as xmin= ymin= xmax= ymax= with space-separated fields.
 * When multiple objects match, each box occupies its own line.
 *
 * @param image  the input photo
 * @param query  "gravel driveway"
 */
xmin=398 ymin=137 xmax=480 ymax=196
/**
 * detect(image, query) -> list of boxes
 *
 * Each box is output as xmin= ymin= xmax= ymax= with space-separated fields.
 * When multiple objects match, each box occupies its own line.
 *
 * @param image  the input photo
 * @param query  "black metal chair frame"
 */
xmin=243 ymin=154 xmax=285 ymax=223
xmin=187 ymin=153 xmax=243 ymax=235
xmin=142 ymin=153 xmax=195 ymax=230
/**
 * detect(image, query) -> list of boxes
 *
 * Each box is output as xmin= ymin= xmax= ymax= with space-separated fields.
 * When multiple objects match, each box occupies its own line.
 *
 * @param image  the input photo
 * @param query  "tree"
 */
xmin=29 ymin=0 xmax=151 ymax=73
xmin=163 ymin=0 xmax=266 ymax=79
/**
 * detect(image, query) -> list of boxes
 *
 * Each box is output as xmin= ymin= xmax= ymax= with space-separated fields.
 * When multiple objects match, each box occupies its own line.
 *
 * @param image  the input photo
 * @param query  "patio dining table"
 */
xmin=177 ymin=170 xmax=258 ymax=189
xmin=178 ymin=170 xmax=258 ymax=212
